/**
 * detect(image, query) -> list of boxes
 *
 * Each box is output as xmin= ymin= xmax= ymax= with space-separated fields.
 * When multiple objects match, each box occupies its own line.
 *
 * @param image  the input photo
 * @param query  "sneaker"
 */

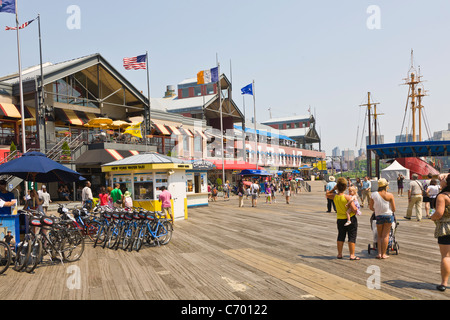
xmin=403 ymin=216 xmax=411 ymax=220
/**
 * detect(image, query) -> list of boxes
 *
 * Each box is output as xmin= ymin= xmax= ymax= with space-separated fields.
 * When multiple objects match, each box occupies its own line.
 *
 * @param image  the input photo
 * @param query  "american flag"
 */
xmin=123 ymin=54 xmax=147 ymax=70
xmin=5 ymin=18 xmax=36 ymax=31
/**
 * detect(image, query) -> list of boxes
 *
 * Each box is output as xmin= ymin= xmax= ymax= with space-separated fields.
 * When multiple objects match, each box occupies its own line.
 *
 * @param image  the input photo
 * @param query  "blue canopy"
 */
xmin=0 ymin=151 xmax=85 ymax=183
xmin=239 ymin=169 xmax=271 ymax=176
xmin=234 ymin=125 xmax=296 ymax=142
xmin=367 ymin=141 xmax=450 ymax=159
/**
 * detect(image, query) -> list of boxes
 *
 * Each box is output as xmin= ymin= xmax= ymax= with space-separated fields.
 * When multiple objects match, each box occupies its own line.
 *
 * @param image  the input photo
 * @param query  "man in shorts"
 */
xmin=110 ymin=183 xmax=123 ymax=208
xmin=250 ymin=180 xmax=259 ymax=207
xmin=159 ymin=186 xmax=174 ymax=224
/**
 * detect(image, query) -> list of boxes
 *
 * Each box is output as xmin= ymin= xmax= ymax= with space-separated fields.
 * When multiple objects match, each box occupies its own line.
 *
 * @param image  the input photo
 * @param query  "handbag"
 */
xmin=415 ymin=180 xmax=427 ymax=197
xmin=434 ymin=194 xmax=450 ymax=238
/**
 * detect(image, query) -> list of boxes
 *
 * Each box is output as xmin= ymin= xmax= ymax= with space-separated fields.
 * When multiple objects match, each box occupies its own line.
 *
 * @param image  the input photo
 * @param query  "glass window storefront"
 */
xmin=0 ymin=121 xmax=16 ymax=146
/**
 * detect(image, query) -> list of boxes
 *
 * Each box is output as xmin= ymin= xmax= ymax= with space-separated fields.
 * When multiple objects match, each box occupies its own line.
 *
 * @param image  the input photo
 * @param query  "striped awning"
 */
xmin=0 ymin=103 xmax=35 ymax=119
xmin=151 ymin=119 xmax=171 ymax=136
xmin=55 ymin=108 xmax=98 ymax=126
xmin=167 ymin=125 xmax=182 ymax=136
xmin=179 ymin=127 xmax=193 ymax=137
xmin=75 ymin=149 xmax=140 ymax=166
xmin=194 ymin=129 xmax=207 ymax=140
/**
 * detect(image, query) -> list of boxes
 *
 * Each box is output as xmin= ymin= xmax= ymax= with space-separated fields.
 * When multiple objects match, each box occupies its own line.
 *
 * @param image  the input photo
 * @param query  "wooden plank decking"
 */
xmin=0 ymin=181 xmax=447 ymax=300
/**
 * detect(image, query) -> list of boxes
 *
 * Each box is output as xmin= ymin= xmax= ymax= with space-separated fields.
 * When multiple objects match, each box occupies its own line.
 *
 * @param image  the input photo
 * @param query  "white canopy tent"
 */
xmin=381 ymin=160 xmax=410 ymax=182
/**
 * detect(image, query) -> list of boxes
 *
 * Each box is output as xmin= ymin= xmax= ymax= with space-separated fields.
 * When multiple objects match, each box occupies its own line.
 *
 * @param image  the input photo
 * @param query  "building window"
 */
xmin=194 ymin=86 xmax=202 ymax=96
xmin=286 ymin=123 xmax=292 ymax=129
xmin=194 ymin=136 xmax=202 ymax=152
xmin=165 ymin=137 xmax=177 ymax=156
xmin=206 ymin=84 xmax=215 ymax=94
xmin=181 ymin=88 xmax=189 ymax=99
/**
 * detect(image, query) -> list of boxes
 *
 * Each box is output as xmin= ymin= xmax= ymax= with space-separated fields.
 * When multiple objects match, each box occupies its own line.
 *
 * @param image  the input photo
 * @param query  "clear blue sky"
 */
xmin=1 ymin=0 xmax=449 ymax=156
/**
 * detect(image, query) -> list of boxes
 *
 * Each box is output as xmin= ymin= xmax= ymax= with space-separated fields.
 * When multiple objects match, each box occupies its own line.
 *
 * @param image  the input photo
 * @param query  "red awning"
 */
xmin=208 ymin=159 xmax=263 ymax=171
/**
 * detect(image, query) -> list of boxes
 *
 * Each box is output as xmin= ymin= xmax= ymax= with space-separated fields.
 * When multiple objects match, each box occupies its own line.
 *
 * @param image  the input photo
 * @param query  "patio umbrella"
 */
xmin=86 ymin=118 xmax=113 ymax=127
xmin=0 ymin=151 xmax=85 ymax=183
xmin=108 ymin=120 xmax=130 ymax=129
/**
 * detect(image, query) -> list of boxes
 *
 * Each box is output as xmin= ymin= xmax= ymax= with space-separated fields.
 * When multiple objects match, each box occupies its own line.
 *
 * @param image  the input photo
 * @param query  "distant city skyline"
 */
xmin=1 ymin=1 xmax=449 ymax=156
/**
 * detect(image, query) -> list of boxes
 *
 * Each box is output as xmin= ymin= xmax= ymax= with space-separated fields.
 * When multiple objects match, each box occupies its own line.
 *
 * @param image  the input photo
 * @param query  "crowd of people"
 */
xmin=208 ymin=177 xmax=304 ymax=206
xmin=324 ymin=172 xmax=450 ymax=292
xmin=82 ymin=181 xmax=174 ymax=224
xmin=207 ymin=171 xmax=450 ymax=293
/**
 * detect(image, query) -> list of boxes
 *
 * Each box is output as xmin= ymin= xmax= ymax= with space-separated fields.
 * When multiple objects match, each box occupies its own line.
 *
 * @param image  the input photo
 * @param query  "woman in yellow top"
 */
xmin=431 ymin=174 xmax=450 ymax=292
xmin=326 ymin=177 xmax=359 ymax=260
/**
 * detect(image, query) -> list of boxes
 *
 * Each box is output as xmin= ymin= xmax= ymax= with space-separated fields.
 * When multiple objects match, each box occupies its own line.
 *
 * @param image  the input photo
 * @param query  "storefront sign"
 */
xmin=109 ymin=165 xmax=146 ymax=171
xmin=191 ymin=160 xmax=216 ymax=171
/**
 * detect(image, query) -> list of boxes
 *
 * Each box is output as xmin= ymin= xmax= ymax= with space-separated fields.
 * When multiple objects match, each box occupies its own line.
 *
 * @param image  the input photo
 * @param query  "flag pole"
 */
xmin=146 ymin=51 xmax=151 ymax=150
xmin=253 ymin=80 xmax=257 ymax=170
xmin=15 ymin=0 xmax=26 ymax=154
xmin=37 ymin=13 xmax=47 ymax=152
xmin=218 ymin=62 xmax=225 ymax=194
xmin=146 ymin=51 xmax=151 ymax=133
xmin=242 ymin=95 xmax=246 ymax=163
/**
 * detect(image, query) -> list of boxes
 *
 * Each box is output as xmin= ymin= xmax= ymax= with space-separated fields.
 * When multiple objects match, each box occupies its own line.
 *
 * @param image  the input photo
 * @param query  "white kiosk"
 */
xmin=102 ymin=153 xmax=192 ymax=221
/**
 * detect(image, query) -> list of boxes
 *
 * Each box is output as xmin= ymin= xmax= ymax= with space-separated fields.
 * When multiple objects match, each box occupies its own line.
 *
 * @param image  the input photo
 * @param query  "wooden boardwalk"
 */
xmin=0 ymin=181 xmax=448 ymax=300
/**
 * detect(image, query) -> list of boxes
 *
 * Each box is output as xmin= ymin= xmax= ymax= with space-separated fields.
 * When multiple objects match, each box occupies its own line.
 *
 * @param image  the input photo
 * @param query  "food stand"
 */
xmin=186 ymin=160 xmax=215 ymax=208
xmin=102 ymin=153 xmax=192 ymax=221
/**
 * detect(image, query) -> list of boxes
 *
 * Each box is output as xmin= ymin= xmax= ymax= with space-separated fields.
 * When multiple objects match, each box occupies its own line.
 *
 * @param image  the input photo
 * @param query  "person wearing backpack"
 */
xmin=251 ymin=179 xmax=259 ymax=207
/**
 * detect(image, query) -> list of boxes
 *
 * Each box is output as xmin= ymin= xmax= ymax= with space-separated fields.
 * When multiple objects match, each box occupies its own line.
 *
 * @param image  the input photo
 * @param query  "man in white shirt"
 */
xmin=82 ymin=181 xmax=93 ymax=210
xmin=0 ymin=198 xmax=16 ymax=209
xmin=38 ymin=185 xmax=52 ymax=214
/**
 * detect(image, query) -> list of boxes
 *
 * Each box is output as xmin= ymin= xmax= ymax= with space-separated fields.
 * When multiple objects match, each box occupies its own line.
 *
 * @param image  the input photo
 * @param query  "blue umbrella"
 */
xmin=0 ymin=151 xmax=85 ymax=183
xmin=239 ymin=169 xmax=271 ymax=176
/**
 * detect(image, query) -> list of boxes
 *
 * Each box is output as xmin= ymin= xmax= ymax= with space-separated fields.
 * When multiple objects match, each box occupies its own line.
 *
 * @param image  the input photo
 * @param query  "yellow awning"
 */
xmin=0 ymin=103 xmax=21 ymax=118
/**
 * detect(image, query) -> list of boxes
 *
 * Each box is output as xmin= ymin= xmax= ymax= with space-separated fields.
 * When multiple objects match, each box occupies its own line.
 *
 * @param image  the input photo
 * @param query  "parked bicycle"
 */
xmin=0 ymin=239 xmax=11 ymax=275
xmin=92 ymin=206 xmax=173 ymax=252
xmin=59 ymin=204 xmax=101 ymax=241
xmin=15 ymin=209 xmax=85 ymax=273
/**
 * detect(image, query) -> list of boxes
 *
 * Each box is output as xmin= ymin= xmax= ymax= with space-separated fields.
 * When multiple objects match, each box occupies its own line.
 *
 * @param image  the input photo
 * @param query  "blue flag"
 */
xmin=241 ymin=83 xmax=253 ymax=95
xmin=0 ymin=0 xmax=16 ymax=14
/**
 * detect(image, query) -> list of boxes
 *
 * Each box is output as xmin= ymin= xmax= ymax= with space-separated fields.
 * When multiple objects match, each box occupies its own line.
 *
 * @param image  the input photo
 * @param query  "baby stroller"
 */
xmin=368 ymin=213 xmax=400 ymax=255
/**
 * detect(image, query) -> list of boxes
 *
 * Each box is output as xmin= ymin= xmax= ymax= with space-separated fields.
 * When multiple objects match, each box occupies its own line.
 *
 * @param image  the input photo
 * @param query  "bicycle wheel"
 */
xmin=25 ymin=237 xmax=42 ymax=273
xmin=0 ymin=241 xmax=11 ymax=275
xmin=131 ymin=225 xmax=146 ymax=252
xmin=107 ymin=225 xmax=120 ymax=250
xmin=157 ymin=221 xmax=173 ymax=245
xmin=115 ymin=225 xmax=126 ymax=250
xmin=14 ymin=238 xmax=31 ymax=272
xmin=62 ymin=230 xmax=85 ymax=262
xmin=93 ymin=223 xmax=105 ymax=248
xmin=86 ymin=221 xmax=100 ymax=242
xmin=122 ymin=225 xmax=135 ymax=251
xmin=145 ymin=221 xmax=158 ymax=247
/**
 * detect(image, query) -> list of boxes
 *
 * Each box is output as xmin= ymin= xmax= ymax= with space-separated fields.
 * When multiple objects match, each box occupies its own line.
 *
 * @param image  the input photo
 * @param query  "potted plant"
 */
xmin=60 ymin=141 xmax=71 ymax=161
xmin=9 ymin=141 xmax=17 ymax=158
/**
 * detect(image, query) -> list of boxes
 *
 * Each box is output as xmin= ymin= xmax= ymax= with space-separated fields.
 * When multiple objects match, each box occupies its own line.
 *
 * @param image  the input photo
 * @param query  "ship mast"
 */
xmin=402 ymin=50 xmax=426 ymax=142
xmin=360 ymin=92 xmax=380 ymax=178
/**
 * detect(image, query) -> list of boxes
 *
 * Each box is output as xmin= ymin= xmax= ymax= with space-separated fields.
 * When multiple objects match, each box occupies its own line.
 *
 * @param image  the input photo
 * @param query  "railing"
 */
xmin=47 ymin=132 xmax=86 ymax=162
xmin=0 ymin=149 xmax=20 ymax=166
